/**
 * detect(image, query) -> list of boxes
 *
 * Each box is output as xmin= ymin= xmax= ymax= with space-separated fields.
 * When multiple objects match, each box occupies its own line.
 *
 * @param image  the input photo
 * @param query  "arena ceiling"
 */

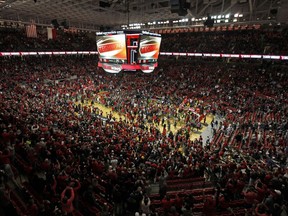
xmin=0 ymin=0 xmax=282 ymax=30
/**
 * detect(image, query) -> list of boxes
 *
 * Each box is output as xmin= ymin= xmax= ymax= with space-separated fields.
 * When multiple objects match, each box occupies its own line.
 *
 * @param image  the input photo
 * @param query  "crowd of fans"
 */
xmin=160 ymin=29 xmax=288 ymax=55
xmin=0 ymin=25 xmax=288 ymax=216
xmin=0 ymin=54 xmax=287 ymax=216
xmin=1 ymin=26 xmax=288 ymax=55
xmin=0 ymin=27 xmax=95 ymax=52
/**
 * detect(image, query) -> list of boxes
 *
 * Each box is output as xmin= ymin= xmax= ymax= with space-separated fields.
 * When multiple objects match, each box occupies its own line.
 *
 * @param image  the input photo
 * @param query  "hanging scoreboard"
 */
xmin=96 ymin=30 xmax=161 ymax=73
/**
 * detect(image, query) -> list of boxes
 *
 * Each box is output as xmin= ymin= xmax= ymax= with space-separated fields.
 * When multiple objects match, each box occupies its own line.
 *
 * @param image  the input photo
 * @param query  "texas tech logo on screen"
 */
xmin=140 ymin=43 xmax=159 ymax=55
xmin=98 ymin=39 xmax=123 ymax=53
xmin=97 ymin=35 xmax=126 ymax=59
xmin=139 ymin=36 xmax=161 ymax=59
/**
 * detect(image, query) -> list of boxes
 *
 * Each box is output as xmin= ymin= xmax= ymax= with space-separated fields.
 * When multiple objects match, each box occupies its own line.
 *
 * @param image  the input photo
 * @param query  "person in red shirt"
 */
xmin=1 ymin=129 xmax=10 ymax=144
xmin=25 ymin=198 xmax=38 ymax=216
xmin=243 ymin=187 xmax=258 ymax=208
xmin=255 ymin=203 xmax=270 ymax=216
xmin=173 ymin=193 xmax=183 ymax=212
xmin=0 ymin=149 xmax=12 ymax=166
xmin=162 ymin=195 xmax=172 ymax=214
xmin=218 ymin=193 xmax=229 ymax=210
xmin=70 ymin=179 xmax=81 ymax=210
xmin=57 ymin=171 xmax=69 ymax=191
xmin=203 ymin=195 xmax=216 ymax=215
xmin=61 ymin=186 xmax=75 ymax=215
xmin=255 ymin=181 xmax=267 ymax=203
xmin=0 ymin=149 xmax=18 ymax=186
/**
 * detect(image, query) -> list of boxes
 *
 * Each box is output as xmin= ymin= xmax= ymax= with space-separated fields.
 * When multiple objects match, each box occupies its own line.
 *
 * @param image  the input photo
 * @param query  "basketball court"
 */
xmin=76 ymin=100 xmax=214 ymax=142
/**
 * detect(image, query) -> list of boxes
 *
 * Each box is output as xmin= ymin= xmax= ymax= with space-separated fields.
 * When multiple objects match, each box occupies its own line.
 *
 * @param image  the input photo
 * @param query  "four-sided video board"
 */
xmin=96 ymin=30 xmax=161 ymax=73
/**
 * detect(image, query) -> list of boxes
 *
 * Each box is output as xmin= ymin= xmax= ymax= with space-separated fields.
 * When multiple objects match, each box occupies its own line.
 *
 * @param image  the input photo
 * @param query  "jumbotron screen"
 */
xmin=96 ymin=34 xmax=127 ymax=60
xmin=138 ymin=35 xmax=162 ymax=60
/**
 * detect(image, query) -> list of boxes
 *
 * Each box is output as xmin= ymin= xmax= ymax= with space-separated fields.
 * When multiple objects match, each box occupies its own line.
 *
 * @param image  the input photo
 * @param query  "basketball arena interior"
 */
xmin=0 ymin=0 xmax=288 ymax=216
